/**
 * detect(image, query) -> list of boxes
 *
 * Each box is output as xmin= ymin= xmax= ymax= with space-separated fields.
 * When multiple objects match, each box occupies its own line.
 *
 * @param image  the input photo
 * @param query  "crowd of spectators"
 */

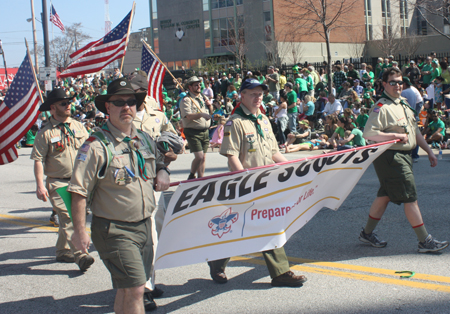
xmin=2 ymin=52 xmax=448 ymax=153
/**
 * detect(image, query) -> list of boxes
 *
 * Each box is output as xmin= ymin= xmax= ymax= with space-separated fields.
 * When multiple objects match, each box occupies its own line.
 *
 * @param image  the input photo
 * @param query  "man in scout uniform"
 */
xmin=31 ymin=88 xmax=94 ymax=271
xmin=179 ymin=76 xmax=213 ymax=180
xmin=207 ymin=78 xmax=308 ymax=287
xmin=68 ymin=78 xmax=170 ymax=312
xmin=130 ymin=71 xmax=178 ymax=301
xmin=360 ymin=67 xmax=448 ymax=253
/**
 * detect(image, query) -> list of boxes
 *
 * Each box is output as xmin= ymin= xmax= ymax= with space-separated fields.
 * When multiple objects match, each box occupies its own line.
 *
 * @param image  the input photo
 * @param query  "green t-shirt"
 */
xmin=295 ymin=77 xmax=308 ymax=92
xmin=429 ymin=119 xmax=445 ymax=136
xmin=351 ymin=128 xmax=366 ymax=146
xmin=25 ymin=129 xmax=36 ymax=145
xmin=356 ymin=114 xmax=369 ymax=128
xmin=263 ymin=93 xmax=273 ymax=105
xmin=305 ymin=76 xmax=314 ymax=91
xmin=362 ymin=71 xmax=374 ymax=84
xmin=431 ymin=67 xmax=441 ymax=81
xmin=335 ymin=127 xmax=353 ymax=146
xmin=422 ymin=64 xmax=433 ymax=84
xmin=287 ymin=90 xmax=298 ymax=113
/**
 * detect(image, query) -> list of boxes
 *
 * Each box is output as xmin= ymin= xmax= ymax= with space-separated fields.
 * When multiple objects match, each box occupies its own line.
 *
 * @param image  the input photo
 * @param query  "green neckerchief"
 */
xmin=102 ymin=124 xmax=150 ymax=182
xmin=381 ymin=92 xmax=416 ymax=115
xmin=234 ymin=106 xmax=264 ymax=139
xmin=187 ymin=91 xmax=204 ymax=108
xmin=58 ymin=122 xmax=75 ymax=137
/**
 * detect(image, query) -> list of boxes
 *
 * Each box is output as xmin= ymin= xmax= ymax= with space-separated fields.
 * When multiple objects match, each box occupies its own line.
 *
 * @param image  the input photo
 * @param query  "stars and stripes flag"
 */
xmin=60 ymin=9 xmax=134 ymax=78
xmin=0 ymin=51 xmax=42 ymax=165
xmin=50 ymin=4 xmax=65 ymax=33
xmin=141 ymin=44 xmax=166 ymax=110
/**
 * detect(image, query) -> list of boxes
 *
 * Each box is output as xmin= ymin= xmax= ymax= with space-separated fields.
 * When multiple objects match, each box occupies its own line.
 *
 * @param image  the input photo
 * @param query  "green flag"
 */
xmin=56 ymin=186 xmax=73 ymax=220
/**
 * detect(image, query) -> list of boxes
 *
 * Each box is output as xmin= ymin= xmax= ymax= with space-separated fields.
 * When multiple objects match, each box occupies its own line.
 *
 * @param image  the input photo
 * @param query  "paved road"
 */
xmin=1 ymin=147 xmax=450 ymax=313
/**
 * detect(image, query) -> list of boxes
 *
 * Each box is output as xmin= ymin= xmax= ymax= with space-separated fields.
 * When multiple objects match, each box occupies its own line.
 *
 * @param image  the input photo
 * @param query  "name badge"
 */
xmin=51 ymin=136 xmax=61 ymax=143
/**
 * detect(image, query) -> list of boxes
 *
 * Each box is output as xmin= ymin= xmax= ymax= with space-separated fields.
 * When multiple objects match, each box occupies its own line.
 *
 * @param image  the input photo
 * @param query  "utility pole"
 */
xmin=41 ymin=0 xmax=50 ymax=67
xmin=0 ymin=40 xmax=10 ymax=89
xmin=30 ymin=0 xmax=39 ymax=73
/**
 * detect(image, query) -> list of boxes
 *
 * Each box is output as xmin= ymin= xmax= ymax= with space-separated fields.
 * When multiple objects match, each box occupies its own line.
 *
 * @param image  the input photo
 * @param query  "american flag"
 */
xmin=141 ymin=44 xmax=166 ymax=110
xmin=60 ymin=10 xmax=133 ymax=78
xmin=50 ymin=4 xmax=65 ymax=33
xmin=0 ymin=51 xmax=41 ymax=165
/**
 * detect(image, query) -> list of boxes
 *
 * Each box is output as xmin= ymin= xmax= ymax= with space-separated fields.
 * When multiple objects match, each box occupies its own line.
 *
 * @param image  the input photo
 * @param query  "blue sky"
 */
xmin=0 ymin=0 xmax=151 ymax=67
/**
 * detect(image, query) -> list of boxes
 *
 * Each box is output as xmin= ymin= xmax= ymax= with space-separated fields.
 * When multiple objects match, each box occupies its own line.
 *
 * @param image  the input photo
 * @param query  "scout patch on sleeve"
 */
xmin=225 ymin=120 xmax=233 ymax=126
xmin=224 ymin=132 xmax=231 ymax=137
xmin=80 ymin=143 xmax=90 ymax=153
xmin=51 ymin=136 xmax=61 ymax=143
xmin=373 ymin=107 xmax=380 ymax=113
xmin=76 ymin=153 xmax=87 ymax=161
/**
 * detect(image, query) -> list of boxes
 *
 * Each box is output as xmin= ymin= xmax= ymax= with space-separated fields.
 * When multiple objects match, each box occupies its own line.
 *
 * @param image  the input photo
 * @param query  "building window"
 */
xmin=203 ymin=0 xmax=209 ymax=11
xmin=399 ymin=0 xmax=408 ymax=19
xmin=204 ymin=20 xmax=211 ymax=49
xmin=364 ymin=0 xmax=373 ymax=40
xmin=153 ymin=28 xmax=159 ymax=54
xmin=416 ymin=9 xmax=428 ymax=35
xmin=263 ymin=11 xmax=272 ymax=41
xmin=381 ymin=0 xmax=391 ymax=18
xmin=212 ymin=17 xmax=235 ymax=47
xmin=152 ymin=0 xmax=157 ymax=20
xmin=211 ymin=0 xmax=242 ymax=10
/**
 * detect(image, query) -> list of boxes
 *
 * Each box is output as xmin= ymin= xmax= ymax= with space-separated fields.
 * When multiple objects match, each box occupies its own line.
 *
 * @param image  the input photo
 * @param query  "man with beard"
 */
xmin=31 ymin=88 xmax=94 ymax=271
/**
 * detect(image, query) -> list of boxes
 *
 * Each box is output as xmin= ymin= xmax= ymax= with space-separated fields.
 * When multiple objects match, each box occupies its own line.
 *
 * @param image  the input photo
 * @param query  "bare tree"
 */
xmin=34 ymin=23 xmax=91 ymax=70
xmin=346 ymin=28 xmax=366 ymax=59
xmin=400 ymin=33 xmax=424 ymax=58
xmin=279 ymin=0 xmax=360 ymax=86
xmin=272 ymin=32 xmax=305 ymax=65
xmin=374 ymin=22 xmax=403 ymax=56
xmin=406 ymin=0 xmax=450 ymax=40
xmin=223 ymin=17 xmax=248 ymax=70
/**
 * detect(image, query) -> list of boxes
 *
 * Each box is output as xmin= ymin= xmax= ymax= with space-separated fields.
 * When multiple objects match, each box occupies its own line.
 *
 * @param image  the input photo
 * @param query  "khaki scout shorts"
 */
xmin=184 ymin=128 xmax=210 ymax=153
xmin=91 ymin=216 xmax=153 ymax=289
xmin=373 ymin=150 xmax=418 ymax=205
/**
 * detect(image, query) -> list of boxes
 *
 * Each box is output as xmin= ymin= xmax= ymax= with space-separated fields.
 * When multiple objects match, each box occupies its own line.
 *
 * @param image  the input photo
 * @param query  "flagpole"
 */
xmin=141 ymin=40 xmax=183 ymax=90
xmin=120 ymin=1 xmax=136 ymax=74
xmin=25 ymin=38 xmax=44 ymax=103
xmin=0 ymin=41 xmax=10 ymax=89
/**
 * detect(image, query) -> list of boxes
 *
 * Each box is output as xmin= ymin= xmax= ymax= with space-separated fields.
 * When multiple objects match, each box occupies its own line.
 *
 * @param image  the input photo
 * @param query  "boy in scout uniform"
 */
xmin=208 ymin=79 xmax=307 ymax=287
xmin=31 ymin=88 xmax=94 ymax=271
xmin=68 ymin=78 xmax=170 ymax=312
xmin=360 ymin=67 xmax=448 ymax=253
xmin=179 ymin=76 xmax=213 ymax=180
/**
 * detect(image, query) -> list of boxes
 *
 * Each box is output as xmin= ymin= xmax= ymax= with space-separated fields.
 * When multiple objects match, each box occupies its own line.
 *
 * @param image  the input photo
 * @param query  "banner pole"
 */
xmin=120 ymin=1 xmax=135 ymax=74
xmin=25 ymin=38 xmax=44 ymax=102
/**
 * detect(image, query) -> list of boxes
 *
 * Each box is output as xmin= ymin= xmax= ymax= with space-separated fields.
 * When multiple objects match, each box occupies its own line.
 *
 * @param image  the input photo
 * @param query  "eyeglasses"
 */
xmin=387 ymin=81 xmax=403 ymax=86
xmin=58 ymin=102 xmax=71 ymax=107
xmin=109 ymin=99 xmax=138 ymax=107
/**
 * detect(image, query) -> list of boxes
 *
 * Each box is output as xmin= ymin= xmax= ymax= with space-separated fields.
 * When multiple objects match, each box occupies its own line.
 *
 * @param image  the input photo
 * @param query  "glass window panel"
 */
xmin=227 ymin=0 xmax=233 ymax=6
xmin=219 ymin=0 xmax=226 ymax=8
xmin=168 ymin=62 xmax=174 ymax=70
xmin=175 ymin=61 xmax=182 ymax=69
xmin=183 ymin=60 xmax=190 ymax=69
xmin=212 ymin=0 xmax=219 ymax=9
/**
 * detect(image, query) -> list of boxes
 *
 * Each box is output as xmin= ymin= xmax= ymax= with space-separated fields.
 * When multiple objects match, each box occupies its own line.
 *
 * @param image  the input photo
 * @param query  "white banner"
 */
xmin=155 ymin=141 xmax=395 ymax=270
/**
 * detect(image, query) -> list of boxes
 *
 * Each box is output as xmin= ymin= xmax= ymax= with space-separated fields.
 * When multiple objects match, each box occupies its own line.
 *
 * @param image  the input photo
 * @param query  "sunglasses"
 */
xmin=58 ymin=102 xmax=71 ymax=107
xmin=109 ymin=99 xmax=138 ymax=107
xmin=387 ymin=81 xmax=403 ymax=86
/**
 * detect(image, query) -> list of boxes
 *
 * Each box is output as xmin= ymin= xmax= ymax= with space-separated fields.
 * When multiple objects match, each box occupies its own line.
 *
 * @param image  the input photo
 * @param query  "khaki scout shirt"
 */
xmin=220 ymin=105 xmax=278 ymax=169
xmin=143 ymin=95 xmax=161 ymax=110
xmin=363 ymin=96 xmax=418 ymax=151
xmin=179 ymin=92 xmax=210 ymax=130
xmin=133 ymin=100 xmax=176 ymax=138
xmin=31 ymin=116 xmax=89 ymax=179
xmin=68 ymin=120 xmax=165 ymax=222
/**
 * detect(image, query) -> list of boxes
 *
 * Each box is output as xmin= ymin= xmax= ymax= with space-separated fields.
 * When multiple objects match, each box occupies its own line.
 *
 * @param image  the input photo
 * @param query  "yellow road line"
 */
xmin=0 ymin=214 xmax=91 ymax=233
xmin=232 ymin=255 xmax=450 ymax=293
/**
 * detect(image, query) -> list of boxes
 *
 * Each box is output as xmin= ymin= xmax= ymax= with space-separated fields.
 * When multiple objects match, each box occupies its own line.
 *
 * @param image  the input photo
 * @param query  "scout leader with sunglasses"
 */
xmin=31 ymin=88 xmax=94 ymax=271
xmin=68 ymin=78 xmax=170 ymax=312
xmin=360 ymin=67 xmax=448 ymax=253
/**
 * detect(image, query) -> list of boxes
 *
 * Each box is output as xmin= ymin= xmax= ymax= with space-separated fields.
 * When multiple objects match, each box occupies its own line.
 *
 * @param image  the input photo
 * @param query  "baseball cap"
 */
xmin=240 ymin=78 xmax=268 ymax=92
xmin=285 ymin=82 xmax=293 ymax=89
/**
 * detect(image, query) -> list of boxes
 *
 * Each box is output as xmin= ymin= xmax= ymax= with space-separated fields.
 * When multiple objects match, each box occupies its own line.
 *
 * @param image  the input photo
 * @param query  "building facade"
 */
xmin=123 ymin=0 xmax=368 ymax=73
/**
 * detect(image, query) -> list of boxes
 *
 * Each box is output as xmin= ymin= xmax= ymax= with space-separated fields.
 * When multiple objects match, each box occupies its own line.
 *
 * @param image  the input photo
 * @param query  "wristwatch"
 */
xmin=158 ymin=167 xmax=171 ymax=175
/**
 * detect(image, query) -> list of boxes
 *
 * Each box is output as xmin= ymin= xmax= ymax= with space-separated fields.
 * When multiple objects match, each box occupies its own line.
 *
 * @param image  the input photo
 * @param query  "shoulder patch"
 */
xmin=225 ymin=120 xmax=233 ymax=126
xmin=80 ymin=143 xmax=90 ymax=153
xmin=76 ymin=153 xmax=87 ymax=161
xmin=373 ymin=107 xmax=380 ymax=113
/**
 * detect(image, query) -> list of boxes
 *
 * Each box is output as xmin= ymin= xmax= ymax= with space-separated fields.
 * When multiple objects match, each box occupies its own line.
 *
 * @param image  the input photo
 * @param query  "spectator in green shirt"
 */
xmin=421 ymin=56 xmax=433 ymax=85
xmin=422 ymin=111 xmax=445 ymax=146
xmin=285 ymin=82 xmax=298 ymax=133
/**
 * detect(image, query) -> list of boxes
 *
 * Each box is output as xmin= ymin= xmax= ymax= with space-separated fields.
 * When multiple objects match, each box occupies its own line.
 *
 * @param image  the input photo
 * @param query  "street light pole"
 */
xmin=30 ymin=0 xmax=39 ymax=73
xmin=41 ymin=0 xmax=50 ymax=67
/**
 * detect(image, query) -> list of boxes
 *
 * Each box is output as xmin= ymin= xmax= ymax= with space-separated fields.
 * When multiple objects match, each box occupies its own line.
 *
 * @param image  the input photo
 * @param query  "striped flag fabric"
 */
xmin=141 ymin=44 xmax=166 ymax=110
xmin=50 ymin=4 xmax=65 ymax=33
xmin=0 ymin=51 xmax=41 ymax=165
xmin=60 ymin=10 xmax=133 ymax=78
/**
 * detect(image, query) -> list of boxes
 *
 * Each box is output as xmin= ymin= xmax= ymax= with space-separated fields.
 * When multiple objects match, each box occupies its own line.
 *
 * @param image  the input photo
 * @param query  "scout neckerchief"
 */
xmin=186 ymin=91 xmax=205 ymax=109
xmin=234 ymin=106 xmax=264 ymax=139
xmin=102 ymin=124 xmax=151 ymax=182
xmin=57 ymin=121 xmax=75 ymax=149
